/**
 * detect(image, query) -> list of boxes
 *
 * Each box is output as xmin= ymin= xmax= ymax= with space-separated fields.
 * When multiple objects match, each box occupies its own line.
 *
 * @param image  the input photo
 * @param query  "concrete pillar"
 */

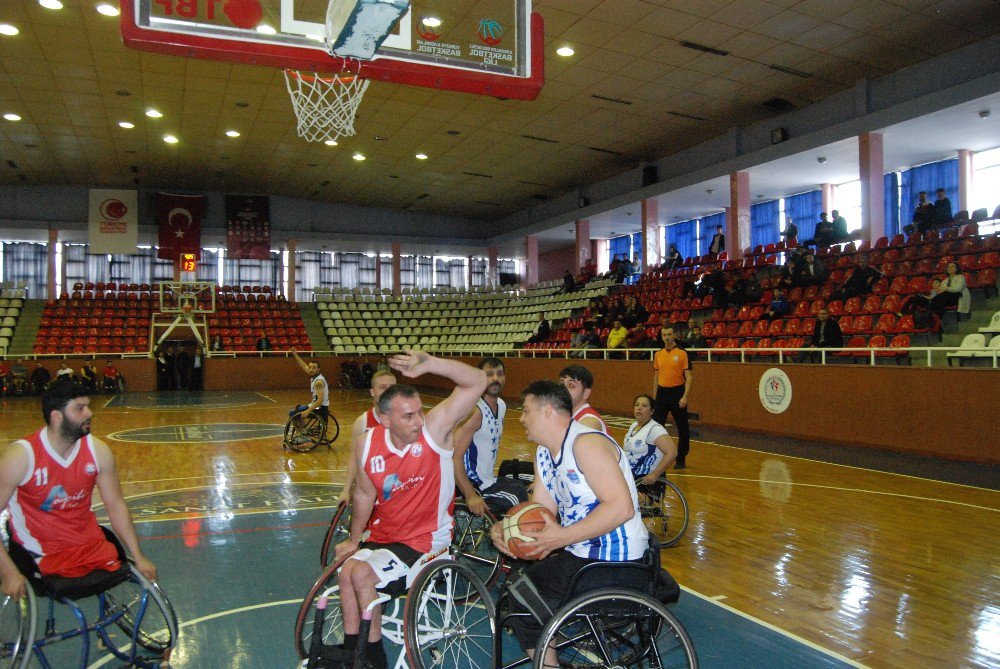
xmin=467 ymin=255 xmax=473 ymax=289
xmin=958 ymin=149 xmax=973 ymax=213
xmin=391 ymin=243 xmax=402 ymax=298
xmin=858 ymin=132 xmax=884 ymax=244
xmin=574 ymin=220 xmax=590 ymax=272
xmin=487 ymin=246 xmax=499 ymax=287
xmin=286 ymin=238 xmax=297 ymax=301
xmin=172 ymin=261 xmax=181 ymax=282
xmin=591 ymin=240 xmax=602 ymax=272
xmin=374 ymin=254 xmax=382 ymax=293
xmin=524 ymin=235 xmax=538 ymax=288
xmin=728 ymin=172 xmax=750 ymax=257
xmin=46 ymin=229 xmax=58 ymax=300
xmin=821 ymin=183 xmax=833 ymax=217
xmin=641 ymin=199 xmax=659 ymax=272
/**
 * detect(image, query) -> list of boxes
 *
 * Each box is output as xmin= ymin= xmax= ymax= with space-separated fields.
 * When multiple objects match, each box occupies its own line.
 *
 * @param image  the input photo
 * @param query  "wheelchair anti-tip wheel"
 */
xmin=534 ymin=588 xmax=698 ymax=669
xmin=403 ymin=560 xmax=496 ymax=669
xmin=0 ymin=589 xmax=36 ymax=669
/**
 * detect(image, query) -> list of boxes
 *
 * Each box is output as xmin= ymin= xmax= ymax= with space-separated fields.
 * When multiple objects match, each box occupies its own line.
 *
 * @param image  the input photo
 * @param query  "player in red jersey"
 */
xmin=338 ymin=369 xmax=397 ymax=505
xmin=559 ymin=364 xmax=609 ymax=434
xmin=0 ymin=378 xmax=156 ymax=599
xmin=334 ymin=351 xmax=487 ymax=669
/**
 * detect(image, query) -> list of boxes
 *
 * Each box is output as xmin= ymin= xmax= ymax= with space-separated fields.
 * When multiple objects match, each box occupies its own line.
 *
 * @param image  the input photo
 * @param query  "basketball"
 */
xmin=501 ymin=502 xmax=557 ymax=560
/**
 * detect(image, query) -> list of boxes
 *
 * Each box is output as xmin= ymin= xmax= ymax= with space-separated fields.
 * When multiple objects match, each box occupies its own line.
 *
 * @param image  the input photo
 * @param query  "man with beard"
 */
xmin=0 ymin=378 xmax=157 ymax=599
xmin=286 ymin=347 xmax=331 ymax=446
xmin=453 ymin=358 xmax=528 ymax=517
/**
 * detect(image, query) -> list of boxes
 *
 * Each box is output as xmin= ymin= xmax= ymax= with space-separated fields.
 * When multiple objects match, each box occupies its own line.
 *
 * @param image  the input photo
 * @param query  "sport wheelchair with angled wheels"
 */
xmin=0 ymin=527 xmax=178 ymax=669
xmin=284 ymin=407 xmax=341 ymax=453
xmin=636 ymin=476 xmax=689 ymax=548
xmin=295 ymin=547 xmax=495 ymax=669
xmin=493 ymin=536 xmax=697 ymax=669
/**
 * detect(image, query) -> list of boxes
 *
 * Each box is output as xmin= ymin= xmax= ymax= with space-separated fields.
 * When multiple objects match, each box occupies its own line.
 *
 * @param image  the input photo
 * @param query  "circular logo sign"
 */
xmin=758 ymin=368 xmax=792 ymax=414
xmin=100 ymin=198 xmax=128 ymax=220
xmin=477 ymin=18 xmax=503 ymax=45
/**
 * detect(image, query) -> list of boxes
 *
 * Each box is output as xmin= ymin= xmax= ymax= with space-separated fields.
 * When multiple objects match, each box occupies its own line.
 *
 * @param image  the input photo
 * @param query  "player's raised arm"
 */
xmin=289 ymin=347 xmax=311 ymax=375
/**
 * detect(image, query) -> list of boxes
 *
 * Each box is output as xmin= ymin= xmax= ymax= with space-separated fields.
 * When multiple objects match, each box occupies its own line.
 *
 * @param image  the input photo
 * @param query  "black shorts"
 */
xmin=478 ymin=478 xmax=529 ymax=516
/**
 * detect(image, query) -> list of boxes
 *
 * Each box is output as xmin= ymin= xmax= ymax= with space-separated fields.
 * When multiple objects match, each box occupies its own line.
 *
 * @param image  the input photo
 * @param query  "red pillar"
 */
xmin=574 ymin=220 xmax=590 ymax=272
xmin=958 ymin=149 xmax=973 ymax=213
xmin=487 ymin=246 xmax=498 ymax=287
xmin=391 ymin=242 xmax=402 ymax=297
xmin=286 ymin=238 xmax=297 ymax=301
xmin=46 ymin=229 xmax=58 ymax=300
xmin=524 ymin=235 xmax=538 ymax=288
xmin=728 ymin=172 xmax=750 ymax=257
xmin=641 ymin=199 xmax=659 ymax=272
xmin=859 ymin=132 xmax=884 ymax=244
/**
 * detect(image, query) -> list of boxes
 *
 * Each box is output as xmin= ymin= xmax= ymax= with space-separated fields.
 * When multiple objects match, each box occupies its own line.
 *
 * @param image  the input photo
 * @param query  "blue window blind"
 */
xmin=665 ymin=220 xmax=697 ymax=261
xmin=699 ymin=213 xmax=725 ymax=256
xmin=900 ymin=158 xmax=959 ymax=224
xmin=783 ymin=191 xmax=821 ymax=235
xmin=609 ymin=235 xmax=630 ymax=265
xmin=630 ymin=233 xmax=643 ymax=266
xmin=750 ymin=200 xmax=780 ymax=248
xmin=884 ymin=172 xmax=901 ymax=237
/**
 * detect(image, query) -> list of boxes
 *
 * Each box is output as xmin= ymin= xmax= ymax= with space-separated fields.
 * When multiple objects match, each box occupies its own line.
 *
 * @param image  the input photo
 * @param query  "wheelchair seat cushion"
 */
xmin=43 ymin=565 xmax=132 ymax=601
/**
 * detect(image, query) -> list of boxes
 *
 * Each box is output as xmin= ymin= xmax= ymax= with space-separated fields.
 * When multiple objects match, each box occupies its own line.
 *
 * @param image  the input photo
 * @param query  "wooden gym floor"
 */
xmin=0 ymin=388 xmax=995 ymax=668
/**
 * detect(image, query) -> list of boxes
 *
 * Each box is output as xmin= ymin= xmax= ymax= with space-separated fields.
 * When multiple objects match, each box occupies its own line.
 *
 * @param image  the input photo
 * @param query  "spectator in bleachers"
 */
xmin=907 ymin=191 xmax=934 ymax=234
xmin=677 ymin=318 xmax=697 ymax=344
xmin=79 ymin=362 xmax=98 ymax=393
xmin=704 ymin=269 xmax=730 ymax=307
xmin=56 ymin=362 xmax=73 ymax=379
xmin=780 ymin=218 xmax=798 ymax=242
xmin=29 ymin=362 xmax=50 ymax=395
xmin=897 ymin=282 xmax=937 ymax=330
xmin=683 ymin=326 xmax=707 ymax=354
xmin=256 ymin=331 xmax=272 ymax=352
xmin=832 ymin=255 xmax=882 ymax=301
xmin=562 ymin=270 xmax=576 ymax=294
xmin=626 ymin=322 xmax=650 ymax=348
xmin=929 ymin=261 xmax=970 ymax=319
xmin=830 ymin=210 xmax=849 ymax=242
xmin=932 ymin=188 xmax=953 ymax=227
xmin=663 ymin=244 xmax=683 ymax=270
xmin=607 ymin=319 xmax=628 ymax=350
xmin=765 ymin=288 xmax=789 ymax=320
xmin=796 ymin=307 xmax=843 ymax=363
xmin=210 ymin=334 xmax=224 ymax=352
xmin=11 ymin=360 xmax=27 ymax=387
xmin=577 ymin=258 xmax=597 ymax=286
xmin=527 ymin=313 xmax=551 ymax=344
xmin=707 ymin=225 xmax=726 ymax=257
xmin=811 ymin=213 xmax=835 ymax=247
xmin=731 ymin=272 xmax=763 ymax=306
xmin=610 ymin=254 xmax=628 ymax=283
xmin=622 ymin=296 xmax=647 ymax=329
xmin=793 ymin=251 xmax=827 ymax=287
xmin=628 ymin=255 xmax=641 ymax=277
xmin=777 ymin=257 xmax=798 ymax=290
xmin=569 ymin=323 xmax=602 ymax=358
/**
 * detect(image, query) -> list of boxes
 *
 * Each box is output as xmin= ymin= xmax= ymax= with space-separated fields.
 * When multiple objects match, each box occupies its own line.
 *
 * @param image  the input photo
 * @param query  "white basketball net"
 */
xmin=283 ymin=69 xmax=370 ymax=143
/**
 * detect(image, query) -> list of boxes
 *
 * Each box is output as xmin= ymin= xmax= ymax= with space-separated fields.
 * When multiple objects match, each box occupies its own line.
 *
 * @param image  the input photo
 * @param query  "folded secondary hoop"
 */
xmin=283 ymin=67 xmax=370 ymax=143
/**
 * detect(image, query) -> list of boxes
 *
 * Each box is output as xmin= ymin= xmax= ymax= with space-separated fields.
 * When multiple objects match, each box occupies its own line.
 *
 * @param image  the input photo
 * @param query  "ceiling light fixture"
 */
xmin=225 ymin=130 xmax=240 ymax=137
xmin=352 ymin=152 xmax=366 ymax=161
xmin=0 ymin=24 xmax=19 ymax=36
xmin=557 ymin=46 xmax=574 ymax=57
xmin=145 ymin=108 xmax=162 ymax=118
xmin=256 ymin=24 xmax=277 ymax=35
xmin=979 ymin=110 xmax=991 ymax=119
xmin=415 ymin=153 xmax=428 ymax=160
xmin=324 ymin=139 xmax=338 ymax=146
xmin=96 ymin=3 xmax=119 ymax=16
xmin=817 ymin=156 xmax=827 ymax=164
xmin=163 ymin=134 xmax=179 ymax=144
xmin=3 ymin=113 xmax=22 ymax=122
xmin=118 ymin=121 xmax=134 ymax=129
xmin=39 ymin=0 xmax=64 ymax=9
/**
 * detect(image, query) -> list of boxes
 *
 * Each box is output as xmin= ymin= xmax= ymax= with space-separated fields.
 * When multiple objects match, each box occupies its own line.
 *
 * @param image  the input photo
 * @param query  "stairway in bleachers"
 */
xmin=8 ymin=300 xmax=44 ymax=356
xmin=298 ymin=303 xmax=329 ymax=352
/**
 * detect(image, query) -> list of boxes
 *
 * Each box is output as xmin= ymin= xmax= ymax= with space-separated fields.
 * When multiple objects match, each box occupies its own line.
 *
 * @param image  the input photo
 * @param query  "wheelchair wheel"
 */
xmin=450 ymin=503 xmax=502 ymax=589
xmin=284 ymin=413 xmax=326 ymax=453
xmin=324 ymin=414 xmax=341 ymax=445
xmin=294 ymin=557 xmax=345 ymax=659
xmin=104 ymin=566 xmax=178 ymax=655
xmin=319 ymin=502 xmax=351 ymax=568
xmin=533 ymin=588 xmax=697 ymax=669
xmin=0 ymin=589 xmax=36 ymax=669
xmin=403 ymin=561 xmax=495 ymax=669
xmin=638 ymin=478 xmax=689 ymax=548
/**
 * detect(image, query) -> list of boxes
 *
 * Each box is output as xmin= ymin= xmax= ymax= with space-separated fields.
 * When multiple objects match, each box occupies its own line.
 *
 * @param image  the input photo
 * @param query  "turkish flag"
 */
xmin=157 ymin=193 xmax=205 ymax=261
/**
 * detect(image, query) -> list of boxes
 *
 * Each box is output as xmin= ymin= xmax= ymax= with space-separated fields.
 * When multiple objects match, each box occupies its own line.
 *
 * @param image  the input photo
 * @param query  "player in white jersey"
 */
xmin=289 ymin=347 xmax=329 ymax=424
xmin=453 ymin=358 xmax=527 ymax=516
xmin=623 ymin=394 xmax=677 ymax=486
xmin=491 ymin=380 xmax=649 ymax=664
xmin=338 ymin=370 xmax=397 ymax=505
xmin=558 ymin=364 xmax=609 ymax=434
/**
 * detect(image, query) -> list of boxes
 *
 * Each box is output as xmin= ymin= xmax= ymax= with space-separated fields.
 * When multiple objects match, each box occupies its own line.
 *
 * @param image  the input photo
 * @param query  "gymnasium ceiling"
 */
xmin=1 ymin=0 xmax=999 ymax=248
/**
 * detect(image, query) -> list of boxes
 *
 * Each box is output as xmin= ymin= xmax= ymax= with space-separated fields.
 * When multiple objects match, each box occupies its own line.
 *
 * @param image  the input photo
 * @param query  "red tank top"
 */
xmin=8 ymin=428 xmax=120 ymax=577
xmin=361 ymin=425 xmax=454 ymax=553
xmin=364 ymin=408 xmax=382 ymax=430
xmin=573 ymin=404 xmax=609 ymax=435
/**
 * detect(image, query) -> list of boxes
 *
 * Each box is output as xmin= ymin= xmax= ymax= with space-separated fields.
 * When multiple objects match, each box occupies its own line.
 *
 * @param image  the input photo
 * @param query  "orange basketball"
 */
xmin=501 ymin=502 xmax=557 ymax=560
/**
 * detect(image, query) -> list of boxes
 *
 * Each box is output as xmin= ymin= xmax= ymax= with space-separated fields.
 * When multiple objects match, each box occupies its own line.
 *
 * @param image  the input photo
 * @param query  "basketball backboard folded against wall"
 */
xmin=118 ymin=0 xmax=543 ymax=100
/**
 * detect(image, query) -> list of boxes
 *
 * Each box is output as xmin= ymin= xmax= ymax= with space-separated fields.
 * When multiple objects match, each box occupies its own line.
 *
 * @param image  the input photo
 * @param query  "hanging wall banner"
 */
xmin=157 ymin=193 xmax=205 ymax=260
xmin=88 ymin=189 xmax=138 ymax=254
xmin=225 ymin=195 xmax=271 ymax=260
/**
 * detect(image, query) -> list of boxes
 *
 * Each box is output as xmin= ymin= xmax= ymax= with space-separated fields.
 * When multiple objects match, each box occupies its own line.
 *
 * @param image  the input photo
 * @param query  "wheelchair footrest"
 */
xmin=306 ymin=643 xmax=352 ymax=669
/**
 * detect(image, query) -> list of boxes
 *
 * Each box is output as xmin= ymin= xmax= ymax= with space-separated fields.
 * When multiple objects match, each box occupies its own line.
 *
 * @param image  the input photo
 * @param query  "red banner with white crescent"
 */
xmin=225 ymin=195 xmax=271 ymax=260
xmin=156 ymin=193 xmax=205 ymax=261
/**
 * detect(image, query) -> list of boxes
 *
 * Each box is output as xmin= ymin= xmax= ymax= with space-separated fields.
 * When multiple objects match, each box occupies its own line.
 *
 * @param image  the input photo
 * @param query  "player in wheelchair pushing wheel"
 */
xmin=285 ymin=347 xmax=340 ymax=451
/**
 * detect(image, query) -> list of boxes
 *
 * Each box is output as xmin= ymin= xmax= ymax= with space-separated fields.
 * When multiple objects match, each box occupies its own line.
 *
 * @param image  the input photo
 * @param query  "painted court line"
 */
xmin=122 ymin=468 xmax=345 ymax=486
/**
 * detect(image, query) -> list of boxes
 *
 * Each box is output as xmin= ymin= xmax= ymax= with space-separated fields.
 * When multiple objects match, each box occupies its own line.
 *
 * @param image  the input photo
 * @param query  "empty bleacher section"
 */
xmin=0 ymin=287 xmax=26 ymax=356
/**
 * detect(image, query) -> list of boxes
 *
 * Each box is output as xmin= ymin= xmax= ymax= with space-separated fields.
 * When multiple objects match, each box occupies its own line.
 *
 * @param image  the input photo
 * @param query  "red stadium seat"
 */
xmin=874 ymin=314 xmax=896 ymax=334
xmin=854 ymin=315 xmax=873 ymax=334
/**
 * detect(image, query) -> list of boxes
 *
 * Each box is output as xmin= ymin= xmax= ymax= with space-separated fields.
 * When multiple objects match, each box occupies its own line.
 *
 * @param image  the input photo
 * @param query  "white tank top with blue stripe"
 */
xmin=623 ymin=419 xmax=669 ymax=477
xmin=464 ymin=397 xmax=505 ymax=489
xmin=536 ymin=421 xmax=648 ymax=561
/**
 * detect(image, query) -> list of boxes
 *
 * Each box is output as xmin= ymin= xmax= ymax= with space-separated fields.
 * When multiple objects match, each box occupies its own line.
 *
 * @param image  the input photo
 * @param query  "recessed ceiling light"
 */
xmin=421 ymin=16 xmax=441 ymax=28
xmin=556 ymin=46 xmax=575 ymax=57
xmin=118 ymin=121 xmax=134 ymax=129
xmin=324 ymin=139 xmax=338 ymax=146
xmin=96 ymin=3 xmax=119 ymax=17
xmin=978 ymin=110 xmax=991 ymax=119
xmin=0 ymin=24 xmax=19 ymax=36
xmin=256 ymin=24 xmax=277 ymax=35
xmin=353 ymin=152 xmax=366 ymax=161
xmin=145 ymin=108 xmax=162 ymax=118
xmin=163 ymin=134 xmax=179 ymax=144
xmin=3 ymin=113 xmax=22 ymax=122
xmin=115 ymin=90 xmax=131 ymax=97
xmin=225 ymin=130 xmax=240 ymax=137
xmin=39 ymin=0 xmax=64 ymax=9
xmin=415 ymin=153 xmax=428 ymax=160
xmin=235 ymin=101 xmax=249 ymax=108
xmin=817 ymin=156 xmax=827 ymax=164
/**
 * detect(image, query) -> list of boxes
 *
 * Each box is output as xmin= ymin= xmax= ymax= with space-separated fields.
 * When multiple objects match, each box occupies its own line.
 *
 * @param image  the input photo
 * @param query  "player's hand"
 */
xmin=641 ymin=473 xmax=660 ymax=487
xmin=336 ymin=488 xmax=350 ymax=505
xmin=490 ymin=521 xmax=517 ymax=559
xmin=133 ymin=555 xmax=158 ymax=584
xmin=523 ymin=513 xmax=564 ymax=560
xmin=0 ymin=569 xmax=27 ymax=600
xmin=467 ymin=494 xmax=488 ymax=517
xmin=678 ymin=397 xmax=688 ymax=409
xmin=388 ymin=350 xmax=431 ymax=378
xmin=334 ymin=539 xmax=360 ymax=563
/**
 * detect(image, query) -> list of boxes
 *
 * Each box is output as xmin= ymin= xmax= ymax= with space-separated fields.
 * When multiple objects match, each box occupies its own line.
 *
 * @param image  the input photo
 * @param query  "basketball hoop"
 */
xmin=284 ymin=68 xmax=370 ymax=143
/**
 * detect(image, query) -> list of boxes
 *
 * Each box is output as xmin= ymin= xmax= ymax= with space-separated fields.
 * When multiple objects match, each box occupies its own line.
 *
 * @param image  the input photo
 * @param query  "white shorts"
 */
xmin=347 ymin=544 xmax=450 ymax=592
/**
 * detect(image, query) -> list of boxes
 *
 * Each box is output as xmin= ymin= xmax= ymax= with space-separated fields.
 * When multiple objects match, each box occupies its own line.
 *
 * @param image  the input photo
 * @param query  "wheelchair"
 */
xmin=0 ymin=527 xmax=178 ymax=669
xmin=635 ymin=476 xmax=689 ymax=548
xmin=295 ymin=548 xmax=495 ymax=669
xmin=284 ymin=407 xmax=341 ymax=453
xmin=493 ymin=536 xmax=697 ymax=669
